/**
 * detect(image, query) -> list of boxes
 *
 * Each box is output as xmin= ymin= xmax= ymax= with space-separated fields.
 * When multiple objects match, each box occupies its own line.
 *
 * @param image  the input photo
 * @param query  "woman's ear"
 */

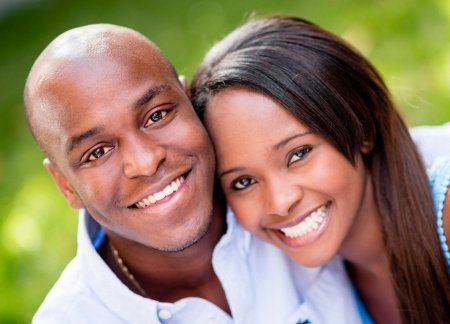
xmin=44 ymin=158 xmax=84 ymax=209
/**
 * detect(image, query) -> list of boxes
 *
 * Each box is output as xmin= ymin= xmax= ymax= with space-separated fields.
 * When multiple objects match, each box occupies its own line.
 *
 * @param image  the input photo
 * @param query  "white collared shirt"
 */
xmin=33 ymin=208 xmax=362 ymax=324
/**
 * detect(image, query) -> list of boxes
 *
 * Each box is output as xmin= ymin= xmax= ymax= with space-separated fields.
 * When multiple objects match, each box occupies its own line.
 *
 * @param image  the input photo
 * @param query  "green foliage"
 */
xmin=0 ymin=0 xmax=449 ymax=322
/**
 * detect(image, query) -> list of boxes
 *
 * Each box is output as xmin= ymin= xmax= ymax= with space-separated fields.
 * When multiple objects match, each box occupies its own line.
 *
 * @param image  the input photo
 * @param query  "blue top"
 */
xmin=354 ymin=289 xmax=373 ymax=324
xmin=428 ymin=156 xmax=450 ymax=267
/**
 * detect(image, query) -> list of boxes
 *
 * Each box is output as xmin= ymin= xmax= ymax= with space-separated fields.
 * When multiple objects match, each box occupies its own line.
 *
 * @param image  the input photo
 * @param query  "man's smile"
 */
xmin=133 ymin=174 xmax=186 ymax=208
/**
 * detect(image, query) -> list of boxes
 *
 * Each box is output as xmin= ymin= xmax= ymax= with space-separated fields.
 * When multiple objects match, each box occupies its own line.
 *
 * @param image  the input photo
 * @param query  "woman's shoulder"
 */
xmin=428 ymin=156 xmax=450 ymax=266
xmin=428 ymin=156 xmax=450 ymax=198
xmin=428 ymin=156 xmax=450 ymax=216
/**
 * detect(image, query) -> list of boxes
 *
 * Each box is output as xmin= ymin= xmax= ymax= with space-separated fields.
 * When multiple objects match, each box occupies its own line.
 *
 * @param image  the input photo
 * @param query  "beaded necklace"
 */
xmin=109 ymin=242 xmax=148 ymax=297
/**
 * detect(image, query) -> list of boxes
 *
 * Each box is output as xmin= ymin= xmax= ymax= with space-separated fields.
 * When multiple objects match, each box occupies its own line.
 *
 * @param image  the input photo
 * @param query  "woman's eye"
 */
xmin=87 ymin=146 xmax=113 ymax=162
xmin=288 ymin=146 xmax=312 ymax=165
xmin=145 ymin=110 xmax=168 ymax=127
xmin=232 ymin=177 xmax=255 ymax=190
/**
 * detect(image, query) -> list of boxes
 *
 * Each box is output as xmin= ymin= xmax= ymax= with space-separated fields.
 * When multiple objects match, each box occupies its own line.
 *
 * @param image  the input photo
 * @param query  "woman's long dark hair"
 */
xmin=191 ymin=16 xmax=450 ymax=323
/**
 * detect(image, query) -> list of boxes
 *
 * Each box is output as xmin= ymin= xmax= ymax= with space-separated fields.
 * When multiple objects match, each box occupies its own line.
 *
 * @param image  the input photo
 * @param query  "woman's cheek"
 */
xmin=229 ymin=197 xmax=261 ymax=234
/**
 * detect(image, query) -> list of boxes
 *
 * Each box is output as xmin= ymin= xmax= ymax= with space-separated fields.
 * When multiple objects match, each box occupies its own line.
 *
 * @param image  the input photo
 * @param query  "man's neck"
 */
xmin=100 ymin=195 xmax=230 ymax=311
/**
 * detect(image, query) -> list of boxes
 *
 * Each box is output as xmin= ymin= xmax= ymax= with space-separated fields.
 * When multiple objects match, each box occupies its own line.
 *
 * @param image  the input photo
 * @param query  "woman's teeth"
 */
xmin=279 ymin=205 xmax=327 ymax=238
xmin=135 ymin=176 xmax=185 ymax=208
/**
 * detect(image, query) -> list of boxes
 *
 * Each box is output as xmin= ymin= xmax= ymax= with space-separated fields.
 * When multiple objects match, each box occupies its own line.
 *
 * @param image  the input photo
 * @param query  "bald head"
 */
xmin=24 ymin=24 xmax=177 ymax=162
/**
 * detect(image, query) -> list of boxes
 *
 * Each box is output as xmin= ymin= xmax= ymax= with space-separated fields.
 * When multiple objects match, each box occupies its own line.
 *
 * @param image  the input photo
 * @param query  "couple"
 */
xmin=27 ymin=16 xmax=449 ymax=323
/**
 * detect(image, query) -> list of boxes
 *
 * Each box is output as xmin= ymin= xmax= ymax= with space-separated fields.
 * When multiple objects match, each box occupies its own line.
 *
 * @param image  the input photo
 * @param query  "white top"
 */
xmin=33 ymin=208 xmax=362 ymax=324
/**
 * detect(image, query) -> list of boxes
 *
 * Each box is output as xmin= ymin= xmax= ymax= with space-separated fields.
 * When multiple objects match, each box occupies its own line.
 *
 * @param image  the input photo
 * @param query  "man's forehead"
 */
xmin=31 ymin=24 xmax=177 ymax=104
xmin=45 ymin=24 xmax=151 ymax=60
xmin=31 ymin=24 xmax=172 ymax=86
xmin=25 ymin=24 xmax=178 ymax=160
xmin=35 ymin=54 xmax=176 ymax=130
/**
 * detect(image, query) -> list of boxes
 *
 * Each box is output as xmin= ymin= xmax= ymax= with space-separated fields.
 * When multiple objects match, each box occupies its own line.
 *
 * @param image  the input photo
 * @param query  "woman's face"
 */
xmin=204 ymin=87 xmax=372 ymax=267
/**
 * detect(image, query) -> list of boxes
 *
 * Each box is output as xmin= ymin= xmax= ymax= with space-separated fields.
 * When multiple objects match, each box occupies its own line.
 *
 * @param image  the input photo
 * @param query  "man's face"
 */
xmin=40 ymin=41 xmax=216 ymax=251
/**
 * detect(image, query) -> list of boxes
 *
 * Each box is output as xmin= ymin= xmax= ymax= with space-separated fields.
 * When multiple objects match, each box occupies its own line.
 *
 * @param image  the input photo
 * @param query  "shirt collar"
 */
xmin=76 ymin=208 xmax=244 ymax=323
xmin=77 ymin=210 xmax=159 ymax=323
xmin=216 ymin=206 xmax=252 ymax=255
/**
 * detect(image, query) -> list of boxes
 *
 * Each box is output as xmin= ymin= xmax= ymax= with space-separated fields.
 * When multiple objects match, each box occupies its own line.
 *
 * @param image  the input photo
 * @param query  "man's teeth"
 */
xmin=135 ymin=176 xmax=185 ymax=208
xmin=280 ymin=205 xmax=327 ymax=238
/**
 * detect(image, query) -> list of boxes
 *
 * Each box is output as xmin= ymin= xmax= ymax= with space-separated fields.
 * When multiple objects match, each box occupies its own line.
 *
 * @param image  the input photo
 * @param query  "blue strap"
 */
xmin=93 ymin=227 xmax=106 ymax=250
xmin=353 ymin=286 xmax=373 ymax=324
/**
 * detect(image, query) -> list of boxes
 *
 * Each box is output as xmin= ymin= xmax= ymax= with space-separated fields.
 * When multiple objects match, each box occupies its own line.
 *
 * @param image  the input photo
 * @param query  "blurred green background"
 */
xmin=0 ymin=0 xmax=449 ymax=322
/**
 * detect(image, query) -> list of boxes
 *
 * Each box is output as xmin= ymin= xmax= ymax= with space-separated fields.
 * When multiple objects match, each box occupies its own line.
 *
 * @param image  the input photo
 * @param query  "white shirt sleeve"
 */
xmin=410 ymin=122 xmax=450 ymax=168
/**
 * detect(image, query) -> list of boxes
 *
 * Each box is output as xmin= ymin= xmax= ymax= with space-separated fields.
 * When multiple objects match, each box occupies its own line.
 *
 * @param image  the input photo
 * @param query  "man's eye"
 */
xmin=145 ymin=110 xmax=168 ymax=127
xmin=87 ymin=146 xmax=113 ymax=162
xmin=232 ymin=177 xmax=255 ymax=190
xmin=288 ymin=146 xmax=312 ymax=165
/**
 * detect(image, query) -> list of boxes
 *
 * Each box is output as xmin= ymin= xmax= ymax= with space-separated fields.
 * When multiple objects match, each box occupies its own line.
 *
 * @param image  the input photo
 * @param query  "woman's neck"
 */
xmin=339 ymin=176 xmax=401 ymax=323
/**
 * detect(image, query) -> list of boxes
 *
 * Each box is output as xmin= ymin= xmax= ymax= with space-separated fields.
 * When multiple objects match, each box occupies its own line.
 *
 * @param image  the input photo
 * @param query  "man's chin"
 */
xmin=159 ymin=216 xmax=213 ymax=253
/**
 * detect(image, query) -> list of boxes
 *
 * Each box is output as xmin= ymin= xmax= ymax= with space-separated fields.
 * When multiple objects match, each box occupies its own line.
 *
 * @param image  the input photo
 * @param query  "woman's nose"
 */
xmin=264 ymin=177 xmax=303 ymax=217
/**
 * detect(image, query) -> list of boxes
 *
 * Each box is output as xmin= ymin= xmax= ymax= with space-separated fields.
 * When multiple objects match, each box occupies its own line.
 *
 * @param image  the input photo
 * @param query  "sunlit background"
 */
xmin=1 ymin=0 xmax=449 ymax=322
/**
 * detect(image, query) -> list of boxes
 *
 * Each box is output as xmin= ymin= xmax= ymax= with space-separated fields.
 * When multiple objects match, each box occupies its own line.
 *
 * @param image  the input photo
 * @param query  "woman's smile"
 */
xmin=274 ymin=203 xmax=330 ymax=248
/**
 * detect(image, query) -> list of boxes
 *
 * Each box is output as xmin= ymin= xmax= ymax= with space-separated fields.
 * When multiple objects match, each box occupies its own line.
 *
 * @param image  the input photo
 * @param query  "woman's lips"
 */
xmin=274 ymin=203 xmax=331 ymax=247
xmin=279 ymin=204 xmax=328 ymax=238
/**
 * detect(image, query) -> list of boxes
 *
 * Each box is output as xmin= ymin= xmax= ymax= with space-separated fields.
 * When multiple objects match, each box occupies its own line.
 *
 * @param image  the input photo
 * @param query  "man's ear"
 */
xmin=178 ymin=75 xmax=190 ymax=98
xmin=44 ymin=158 xmax=84 ymax=209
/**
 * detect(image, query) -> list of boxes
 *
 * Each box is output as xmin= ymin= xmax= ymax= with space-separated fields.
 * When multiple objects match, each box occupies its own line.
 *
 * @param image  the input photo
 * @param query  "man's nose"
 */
xmin=264 ymin=177 xmax=303 ymax=217
xmin=122 ymin=134 xmax=166 ymax=178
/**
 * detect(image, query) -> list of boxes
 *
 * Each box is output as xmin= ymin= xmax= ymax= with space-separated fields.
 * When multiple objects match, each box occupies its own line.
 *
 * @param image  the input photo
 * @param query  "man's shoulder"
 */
xmin=32 ymin=256 xmax=106 ymax=323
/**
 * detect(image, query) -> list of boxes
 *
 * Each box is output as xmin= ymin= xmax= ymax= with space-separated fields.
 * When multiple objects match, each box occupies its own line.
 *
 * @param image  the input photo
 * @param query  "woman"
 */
xmin=190 ymin=16 xmax=450 ymax=323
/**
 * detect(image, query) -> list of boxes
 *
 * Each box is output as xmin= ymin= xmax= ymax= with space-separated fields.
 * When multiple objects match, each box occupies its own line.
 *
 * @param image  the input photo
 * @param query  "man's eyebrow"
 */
xmin=65 ymin=85 xmax=172 ymax=154
xmin=135 ymin=84 xmax=172 ymax=109
xmin=67 ymin=127 xmax=103 ymax=154
xmin=272 ymin=131 xmax=312 ymax=151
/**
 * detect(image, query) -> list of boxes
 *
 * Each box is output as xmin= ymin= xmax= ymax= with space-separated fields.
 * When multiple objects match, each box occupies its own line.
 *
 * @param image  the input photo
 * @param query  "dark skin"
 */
xmin=25 ymin=24 xmax=231 ymax=314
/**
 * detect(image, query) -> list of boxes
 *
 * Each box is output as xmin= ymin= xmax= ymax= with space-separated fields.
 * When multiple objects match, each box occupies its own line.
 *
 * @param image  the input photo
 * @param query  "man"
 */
xmin=25 ymin=24 xmax=449 ymax=323
xmin=25 ymin=24 xmax=361 ymax=323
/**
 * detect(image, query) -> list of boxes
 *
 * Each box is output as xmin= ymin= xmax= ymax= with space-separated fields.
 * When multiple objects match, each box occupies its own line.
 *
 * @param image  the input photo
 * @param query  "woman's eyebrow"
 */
xmin=219 ymin=166 xmax=245 ymax=179
xmin=218 ymin=132 xmax=313 ymax=179
xmin=272 ymin=132 xmax=312 ymax=151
